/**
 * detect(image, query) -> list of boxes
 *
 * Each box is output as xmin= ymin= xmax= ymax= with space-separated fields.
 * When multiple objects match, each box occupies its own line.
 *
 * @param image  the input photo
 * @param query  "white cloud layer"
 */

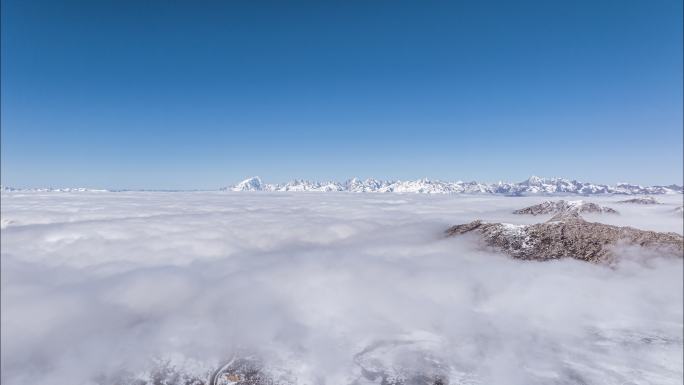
xmin=1 ymin=192 xmax=682 ymax=385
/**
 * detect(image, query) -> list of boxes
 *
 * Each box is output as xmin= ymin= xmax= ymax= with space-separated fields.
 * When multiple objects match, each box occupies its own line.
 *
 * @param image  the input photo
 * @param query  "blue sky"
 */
xmin=1 ymin=0 xmax=682 ymax=189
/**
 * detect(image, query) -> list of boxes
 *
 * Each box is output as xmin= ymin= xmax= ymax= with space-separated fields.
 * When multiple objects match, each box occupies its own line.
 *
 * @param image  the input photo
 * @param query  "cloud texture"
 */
xmin=1 ymin=192 xmax=682 ymax=384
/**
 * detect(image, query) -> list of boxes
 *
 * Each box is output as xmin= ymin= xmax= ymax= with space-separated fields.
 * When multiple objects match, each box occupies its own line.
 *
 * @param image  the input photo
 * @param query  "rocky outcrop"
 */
xmin=208 ymin=357 xmax=280 ymax=385
xmin=446 ymin=213 xmax=683 ymax=263
xmin=110 ymin=356 xmax=289 ymax=385
xmin=616 ymin=197 xmax=660 ymax=205
xmin=113 ymin=350 xmax=448 ymax=385
xmin=513 ymin=200 xmax=618 ymax=216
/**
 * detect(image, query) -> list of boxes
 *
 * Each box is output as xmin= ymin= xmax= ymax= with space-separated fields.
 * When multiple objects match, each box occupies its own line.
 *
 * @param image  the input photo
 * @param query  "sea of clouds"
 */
xmin=1 ymin=192 xmax=682 ymax=385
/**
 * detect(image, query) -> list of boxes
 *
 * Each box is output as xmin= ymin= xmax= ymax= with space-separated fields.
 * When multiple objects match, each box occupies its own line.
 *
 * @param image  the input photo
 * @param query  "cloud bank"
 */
xmin=1 ymin=192 xmax=682 ymax=384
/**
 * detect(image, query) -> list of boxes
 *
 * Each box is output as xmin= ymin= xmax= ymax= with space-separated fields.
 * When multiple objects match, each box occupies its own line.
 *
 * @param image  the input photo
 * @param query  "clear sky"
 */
xmin=1 ymin=0 xmax=682 ymax=189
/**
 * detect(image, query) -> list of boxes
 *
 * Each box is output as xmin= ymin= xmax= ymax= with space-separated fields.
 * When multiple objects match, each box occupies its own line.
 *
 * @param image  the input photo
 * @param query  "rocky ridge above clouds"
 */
xmin=617 ymin=196 xmax=661 ymax=204
xmin=447 ymin=210 xmax=683 ymax=264
xmin=512 ymin=200 xmax=619 ymax=215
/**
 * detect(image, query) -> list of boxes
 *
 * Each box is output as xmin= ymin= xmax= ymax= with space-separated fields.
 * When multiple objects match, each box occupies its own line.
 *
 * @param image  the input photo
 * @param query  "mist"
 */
xmin=1 ymin=192 xmax=682 ymax=385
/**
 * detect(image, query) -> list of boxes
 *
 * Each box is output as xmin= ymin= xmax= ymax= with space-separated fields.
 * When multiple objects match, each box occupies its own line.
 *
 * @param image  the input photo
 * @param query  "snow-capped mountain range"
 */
xmin=2 ymin=176 xmax=682 ymax=195
xmin=225 ymin=176 xmax=683 ymax=195
xmin=0 ymin=186 xmax=109 ymax=193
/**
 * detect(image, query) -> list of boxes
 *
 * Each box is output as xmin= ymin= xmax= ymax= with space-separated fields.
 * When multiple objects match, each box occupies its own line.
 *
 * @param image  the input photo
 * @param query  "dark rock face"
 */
xmin=513 ymin=200 xmax=618 ymax=216
xmin=616 ymin=197 xmax=661 ymax=205
xmin=446 ymin=214 xmax=683 ymax=263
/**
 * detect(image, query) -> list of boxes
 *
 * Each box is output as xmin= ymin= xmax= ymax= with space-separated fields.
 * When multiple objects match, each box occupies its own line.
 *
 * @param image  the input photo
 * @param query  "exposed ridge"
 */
xmin=446 ymin=214 xmax=683 ymax=263
xmin=513 ymin=200 xmax=619 ymax=215
xmin=223 ymin=176 xmax=683 ymax=195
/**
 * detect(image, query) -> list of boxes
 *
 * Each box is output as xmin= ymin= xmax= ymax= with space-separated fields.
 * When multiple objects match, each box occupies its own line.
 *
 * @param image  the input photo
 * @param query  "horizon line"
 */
xmin=2 ymin=175 xmax=683 ymax=192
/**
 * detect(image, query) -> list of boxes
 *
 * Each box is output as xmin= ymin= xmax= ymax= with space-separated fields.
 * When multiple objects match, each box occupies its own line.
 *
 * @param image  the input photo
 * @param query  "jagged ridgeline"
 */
xmin=2 ymin=176 xmax=682 ymax=194
xmin=512 ymin=200 xmax=619 ymax=215
xmin=225 ymin=176 xmax=683 ymax=195
xmin=447 ymin=202 xmax=684 ymax=264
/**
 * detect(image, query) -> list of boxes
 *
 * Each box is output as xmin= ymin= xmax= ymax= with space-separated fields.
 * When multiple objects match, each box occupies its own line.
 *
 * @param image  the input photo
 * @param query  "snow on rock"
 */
xmin=223 ymin=176 xmax=683 ymax=195
xmin=3 ymin=177 xmax=682 ymax=195
xmin=513 ymin=200 xmax=619 ymax=215
xmin=0 ymin=185 xmax=108 ymax=193
xmin=617 ymin=196 xmax=661 ymax=205
xmin=229 ymin=176 xmax=267 ymax=192
xmin=446 ymin=215 xmax=683 ymax=263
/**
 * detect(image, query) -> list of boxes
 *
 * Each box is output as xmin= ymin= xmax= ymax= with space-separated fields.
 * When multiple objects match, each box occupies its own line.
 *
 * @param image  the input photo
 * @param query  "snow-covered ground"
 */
xmin=1 ymin=192 xmax=682 ymax=385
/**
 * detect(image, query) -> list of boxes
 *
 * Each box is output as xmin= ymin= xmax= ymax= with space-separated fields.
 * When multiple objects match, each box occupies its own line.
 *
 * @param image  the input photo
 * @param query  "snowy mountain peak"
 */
xmin=3 ymin=177 xmax=681 ymax=195
xmin=521 ymin=175 xmax=545 ymax=186
xmin=231 ymin=176 xmax=264 ymax=191
xmin=223 ymin=177 xmax=683 ymax=195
